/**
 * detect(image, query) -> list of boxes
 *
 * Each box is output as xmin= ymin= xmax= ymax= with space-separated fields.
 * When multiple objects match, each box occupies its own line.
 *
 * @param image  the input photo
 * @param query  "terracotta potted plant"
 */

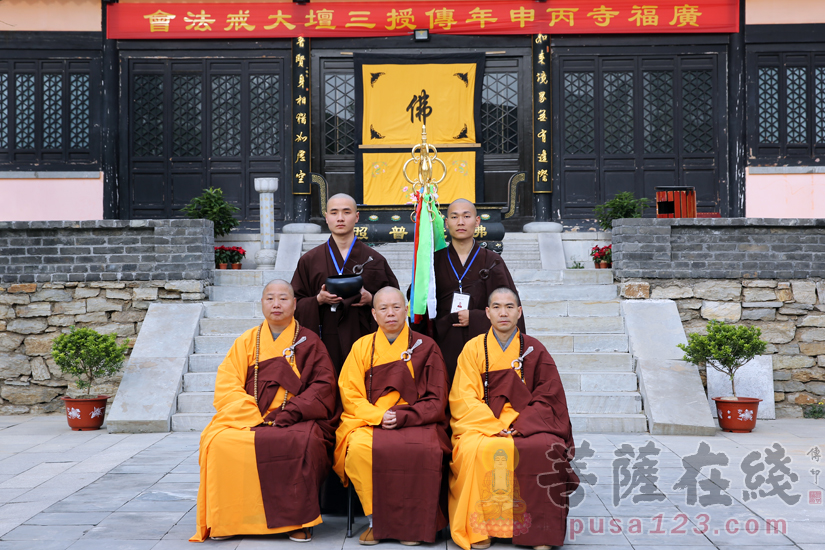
xmin=600 ymin=244 xmax=612 ymax=269
xmin=214 ymin=246 xmax=230 ymax=269
xmin=50 ymin=327 xmax=130 ymax=431
xmin=590 ymin=245 xmax=604 ymax=268
xmin=678 ymin=320 xmax=767 ymax=433
xmin=227 ymin=246 xmax=246 ymax=269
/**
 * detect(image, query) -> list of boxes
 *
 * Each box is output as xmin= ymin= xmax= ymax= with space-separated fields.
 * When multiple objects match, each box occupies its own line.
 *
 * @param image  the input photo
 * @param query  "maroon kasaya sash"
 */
xmin=367 ymin=359 xmax=446 ymax=542
xmin=244 ymin=356 xmax=302 ymax=417
xmin=364 ymin=359 xmax=418 ymax=406
xmin=486 ymin=368 xmax=532 ymax=419
xmin=244 ymin=355 xmax=329 ymax=529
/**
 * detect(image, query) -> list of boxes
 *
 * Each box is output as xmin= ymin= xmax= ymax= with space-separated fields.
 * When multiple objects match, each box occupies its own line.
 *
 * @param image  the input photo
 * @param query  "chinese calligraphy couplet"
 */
xmin=112 ymin=1 xmax=738 ymax=40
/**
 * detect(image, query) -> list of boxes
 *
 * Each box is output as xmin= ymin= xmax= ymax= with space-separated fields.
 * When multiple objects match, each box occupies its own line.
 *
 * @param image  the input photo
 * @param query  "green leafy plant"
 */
xmin=570 ymin=258 xmax=584 ymax=269
xmin=181 ymin=187 xmax=240 ymax=238
xmin=214 ymin=246 xmax=232 ymax=265
xmin=594 ymin=192 xmax=650 ymax=231
xmin=51 ymin=328 xmax=130 ymax=396
xmin=803 ymin=401 xmax=825 ymax=419
xmin=678 ymin=320 xmax=767 ymax=399
xmin=226 ymin=246 xmax=246 ymax=264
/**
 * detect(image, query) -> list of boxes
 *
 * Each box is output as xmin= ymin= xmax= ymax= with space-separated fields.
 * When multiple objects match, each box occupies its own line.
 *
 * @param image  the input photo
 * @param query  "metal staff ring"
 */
xmin=511 ymin=358 xmax=523 ymax=371
xmin=402 ymin=157 xmax=419 ymax=185
xmin=432 ymin=157 xmax=447 ymax=185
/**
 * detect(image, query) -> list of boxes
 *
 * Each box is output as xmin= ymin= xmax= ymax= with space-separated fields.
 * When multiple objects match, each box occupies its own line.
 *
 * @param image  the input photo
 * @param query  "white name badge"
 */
xmin=451 ymin=292 xmax=470 ymax=314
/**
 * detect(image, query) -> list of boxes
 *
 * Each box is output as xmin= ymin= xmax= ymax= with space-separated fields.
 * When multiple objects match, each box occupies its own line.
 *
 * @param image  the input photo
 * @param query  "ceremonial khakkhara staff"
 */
xmin=404 ymin=125 xmax=448 ymax=324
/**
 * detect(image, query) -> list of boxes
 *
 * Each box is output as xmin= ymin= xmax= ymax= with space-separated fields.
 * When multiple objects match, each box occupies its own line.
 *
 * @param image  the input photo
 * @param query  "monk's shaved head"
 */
xmin=327 ymin=193 xmax=358 ymax=211
xmin=488 ymin=287 xmax=520 ymax=307
xmin=262 ymin=279 xmax=294 ymax=298
xmin=373 ymin=286 xmax=406 ymax=308
xmin=447 ymin=198 xmax=477 ymax=217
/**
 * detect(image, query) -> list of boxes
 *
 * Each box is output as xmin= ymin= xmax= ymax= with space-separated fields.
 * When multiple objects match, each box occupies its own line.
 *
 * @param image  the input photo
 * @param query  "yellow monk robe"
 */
xmin=335 ymin=324 xmax=450 ymax=542
xmin=449 ymin=329 xmax=578 ymax=550
xmin=191 ymin=319 xmax=334 ymax=542
xmin=333 ymin=325 xmax=416 ymax=514
xmin=449 ymin=330 xmax=523 ymax=550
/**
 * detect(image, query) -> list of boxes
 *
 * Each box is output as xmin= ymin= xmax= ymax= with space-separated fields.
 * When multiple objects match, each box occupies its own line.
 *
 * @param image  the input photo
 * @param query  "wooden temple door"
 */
xmin=121 ymin=55 xmax=288 ymax=224
xmin=554 ymin=45 xmax=728 ymax=219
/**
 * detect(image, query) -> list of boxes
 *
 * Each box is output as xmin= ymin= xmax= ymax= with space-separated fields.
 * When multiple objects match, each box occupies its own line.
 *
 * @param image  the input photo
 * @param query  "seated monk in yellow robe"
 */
xmin=191 ymin=280 xmax=338 ymax=543
xmin=449 ymin=287 xmax=579 ymax=550
xmin=334 ymin=287 xmax=450 ymax=546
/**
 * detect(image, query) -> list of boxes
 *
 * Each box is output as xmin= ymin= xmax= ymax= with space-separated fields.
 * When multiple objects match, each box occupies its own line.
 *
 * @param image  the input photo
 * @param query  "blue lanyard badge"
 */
xmin=328 ymin=238 xmax=356 ymax=275
xmin=448 ymin=246 xmax=481 ymax=294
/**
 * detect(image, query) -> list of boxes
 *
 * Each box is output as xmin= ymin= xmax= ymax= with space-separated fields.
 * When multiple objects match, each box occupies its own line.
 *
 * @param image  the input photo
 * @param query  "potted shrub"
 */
xmin=181 ymin=187 xmax=240 ymax=238
xmin=678 ymin=320 xmax=767 ymax=433
xmin=51 ymin=327 xmax=130 ymax=431
xmin=214 ymin=246 xmax=231 ymax=269
xmin=594 ymin=192 xmax=650 ymax=231
xmin=227 ymin=246 xmax=246 ymax=269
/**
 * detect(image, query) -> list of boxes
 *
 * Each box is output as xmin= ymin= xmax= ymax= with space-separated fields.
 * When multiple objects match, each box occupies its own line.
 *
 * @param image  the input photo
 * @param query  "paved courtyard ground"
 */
xmin=0 ymin=415 xmax=823 ymax=550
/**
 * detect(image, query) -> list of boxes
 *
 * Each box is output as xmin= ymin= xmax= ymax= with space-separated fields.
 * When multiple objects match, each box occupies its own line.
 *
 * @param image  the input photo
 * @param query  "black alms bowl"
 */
xmin=324 ymin=274 xmax=363 ymax=299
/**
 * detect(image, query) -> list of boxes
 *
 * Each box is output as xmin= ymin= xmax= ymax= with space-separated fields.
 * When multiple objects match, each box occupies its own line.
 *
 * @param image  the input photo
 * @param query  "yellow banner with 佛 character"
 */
xmin=357 ymin=54 xmax=483 ymax=146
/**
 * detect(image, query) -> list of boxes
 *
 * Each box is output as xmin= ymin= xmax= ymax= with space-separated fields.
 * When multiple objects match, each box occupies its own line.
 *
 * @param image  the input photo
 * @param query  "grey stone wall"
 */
xmin=613 ymin=218 xmax=825 ymax=279
xmin=619 ymin=279 xmax=825 ymax=418
xmin=0 ymin=219 xmax=215 ymax=414
xmin=0 ymin=280 xmax=209 ymax=414
xmin=0 ymin=219 xmax=215 ymax=284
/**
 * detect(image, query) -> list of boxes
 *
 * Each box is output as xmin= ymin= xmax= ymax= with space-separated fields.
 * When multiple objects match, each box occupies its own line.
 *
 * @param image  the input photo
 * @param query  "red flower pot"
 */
xmin=217 ymin=263 xmax=228 ymax=269
xmin=713 ymin=397 xmax=761 ymax=433
xmin=231 ymin=263 xmax=242 ymax=269
xmin=600 ymin=261 xmax=610 ymax=269
xmin=61 ymin=395 xmax=109 ymax=431
xmin=594 ymin=262 xmax=603 ymax=269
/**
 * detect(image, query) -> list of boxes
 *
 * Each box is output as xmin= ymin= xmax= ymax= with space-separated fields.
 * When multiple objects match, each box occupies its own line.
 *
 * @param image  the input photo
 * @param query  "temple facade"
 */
xmin=1 ymin=0 xmax=824 ymax=229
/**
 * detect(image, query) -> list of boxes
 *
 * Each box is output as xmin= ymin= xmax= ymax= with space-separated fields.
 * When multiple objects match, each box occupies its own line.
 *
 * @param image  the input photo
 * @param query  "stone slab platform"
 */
xmin=2 ymin=414 xmax=824 ymax=550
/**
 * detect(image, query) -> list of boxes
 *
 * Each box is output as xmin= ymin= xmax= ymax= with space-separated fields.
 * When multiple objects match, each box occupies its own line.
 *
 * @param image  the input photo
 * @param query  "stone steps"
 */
xmin=571 ymin=414 xmax=648 ymax=434
xmin=172 ymin=412 xmax=648 ymax=434
xmin=173 ymin=241 xmax=643 ymax=434
xmin=199 ymin=317 xmax=261 ymax=336
xmin=532 ymin=333 xmax=629 ymax=353
xmin=208 ymin=282 xmax=618 ymax=303
xmin=176 ymin=376 xmax=639 ymax=415
xmin=182 ymin=370 xmax=637 ymax=408
xmin=194 ymin=333 xmax=629 ymax=355
xmin=185 ymin=351 xmax=634 ymax=374
xmin=177 ymin=391 xmax=216 ymax=414
xmin=304 ymin=233 xmax=546 ymax=272
xmin=524 ymin=316 xmax=624 ymax=333
xmin=201 ymin=299 xmax=621 ymax=319
xmin=559 ymin=372 xmax=638 ymax=392
xmin=210 ymin=267 xmax=613 ymax=287
xmin=197 ymin=314 xmax=624 ymax=336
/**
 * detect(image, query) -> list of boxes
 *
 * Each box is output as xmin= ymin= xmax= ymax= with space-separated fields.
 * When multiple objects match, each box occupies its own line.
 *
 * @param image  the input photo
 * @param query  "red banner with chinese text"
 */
xmin=107 ymin=1 xmax=738 ymax=39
